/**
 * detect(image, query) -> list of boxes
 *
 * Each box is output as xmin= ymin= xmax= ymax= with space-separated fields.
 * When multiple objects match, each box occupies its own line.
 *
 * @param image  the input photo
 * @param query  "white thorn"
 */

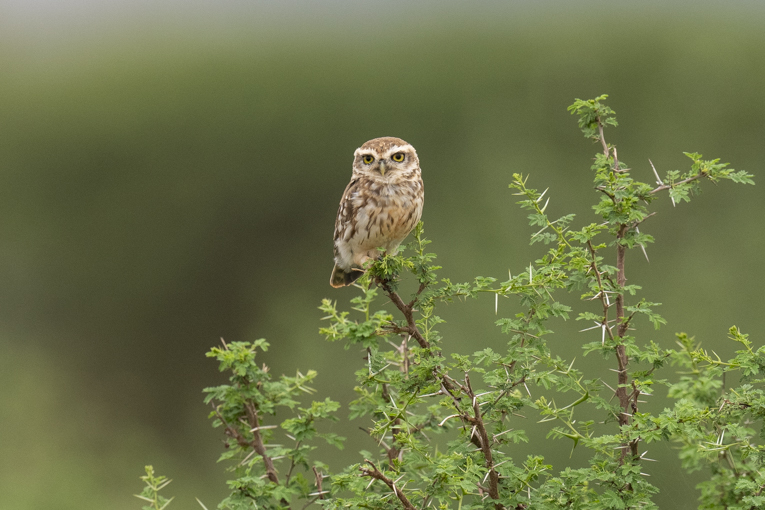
xmin=650 ymin=159 xmax=675 ymax=206
xmin=493 ymin=429 xmax=513 ymax=440
xmin=438 ymin=414 xmax=460 ymax=427
xmin=636 ymin=226 xmax=649 ymax=262
xmin=250 ymin=425 xmax=278 ymax=432
xmin=649 ymin=159 xmax=663 ymax=186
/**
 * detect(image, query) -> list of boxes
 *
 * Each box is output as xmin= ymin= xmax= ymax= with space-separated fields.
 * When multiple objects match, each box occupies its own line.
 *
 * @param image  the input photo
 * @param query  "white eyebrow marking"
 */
xmin=353 ymin=148 xmax=377 ymax=158
xmin=382 ymin=145 xmax=415 ymax=158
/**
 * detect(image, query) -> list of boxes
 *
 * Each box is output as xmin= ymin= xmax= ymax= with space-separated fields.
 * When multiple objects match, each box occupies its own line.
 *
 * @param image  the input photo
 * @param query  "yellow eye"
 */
xmin=392 ymin=152 xmax=405 ymax=162
xmin=362 ymin=155 xmax=374 ymax=164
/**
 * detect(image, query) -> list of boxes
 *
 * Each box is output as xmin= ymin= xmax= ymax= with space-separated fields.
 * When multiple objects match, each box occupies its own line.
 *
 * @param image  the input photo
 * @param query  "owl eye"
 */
xmin=362 ymin=155 xmax=374 ymax=164
xmin=391 ymin=152 xmax=405 ymax=162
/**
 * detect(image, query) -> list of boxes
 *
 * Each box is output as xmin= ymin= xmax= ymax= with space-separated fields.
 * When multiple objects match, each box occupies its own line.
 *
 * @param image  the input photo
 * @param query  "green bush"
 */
xmin=138 ymin=96 xmax=762 ymax=510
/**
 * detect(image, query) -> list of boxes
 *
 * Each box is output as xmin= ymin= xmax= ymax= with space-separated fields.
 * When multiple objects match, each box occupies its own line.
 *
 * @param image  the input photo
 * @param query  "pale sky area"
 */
xmin=6 ymin=0 xmax=758 ymax=45
xmin=2 ymin=0 xmax=494 ymax=35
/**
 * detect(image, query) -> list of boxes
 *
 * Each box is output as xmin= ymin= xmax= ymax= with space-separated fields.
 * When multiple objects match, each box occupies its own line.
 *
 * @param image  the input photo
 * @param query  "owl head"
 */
xmin=352 ymin=137 xmax=420 ymax=181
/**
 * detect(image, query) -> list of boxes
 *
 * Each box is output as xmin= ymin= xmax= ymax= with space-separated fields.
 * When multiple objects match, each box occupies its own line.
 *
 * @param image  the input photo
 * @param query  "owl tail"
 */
xmin=330 ymin=264 xmax=365 ymax=288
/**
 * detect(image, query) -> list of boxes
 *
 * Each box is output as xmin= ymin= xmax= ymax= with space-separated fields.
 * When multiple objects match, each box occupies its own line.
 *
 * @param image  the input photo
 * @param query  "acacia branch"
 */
xmin=631 ymin=211 xmax=656 ymax=228
xmin=491 ymin=374 xmax=526 ymax=407
xmin=586 ymin=240 xmax=616 ymax=344
xmin=597 ymin=118 xmax=609 ymax=157
xmin=379 ymin=280 xmax=430 ymax=349
xmin=436 ymin=376 xmax=483 ymax=450
xmin=312 ymin=467 xmax=327 ymax=500
xmin=620 ymin=297 xmax=653 ymax=333
xmin=245 ymin=404 xmax=282 ymax=486
xmin=597 ymin=119 xmax=638 ymax=464
xmin=378 ymin=278 xmax=459 ymax=399
xmin=610 ymin=229 xmax=640 ymax=467
xmin=360 ymin=460 xmax=417 ymax=510
xmin=463 ymin=374 xmax=501 ymax=504
xmin=408 ymin=281 xmax=428 ymax=308
xmin=212 ymin=404 xmax=251 ymax=450
xmin=285 ymin=440 xmax=302 ymax=484
xmin=374 ymin=277 xmax=502 ymax=506
xmin=213 ymin=403 xmax=291 ymax=507
xmin=650 ymin=173 xmax=706 ymax=195
xmin=614 ymin=226 xmax=632 ymax=438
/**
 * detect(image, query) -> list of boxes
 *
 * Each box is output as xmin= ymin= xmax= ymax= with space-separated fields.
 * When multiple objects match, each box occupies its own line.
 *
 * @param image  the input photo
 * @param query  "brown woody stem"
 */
xmin=245 ymin=404 xmax=282 ymax=485
xmin=597 ymin=116 xmax=640 ymax=465
xmin=464 ymin=374 xmax=501 ymax=503
xmin=380 ymin=281 xmax=430 ymax=349
xmin=213 ymin=402 xmax=290 ymax=507
xmin=615 ymin=223 xmax=639 ymax=462
xmin=360 ymin=460 xmax=417 ymax=510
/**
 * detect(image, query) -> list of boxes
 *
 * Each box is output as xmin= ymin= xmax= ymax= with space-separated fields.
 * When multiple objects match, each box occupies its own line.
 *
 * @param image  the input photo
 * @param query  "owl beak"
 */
xmin=379 ymin=161 xmax=387 ymax=176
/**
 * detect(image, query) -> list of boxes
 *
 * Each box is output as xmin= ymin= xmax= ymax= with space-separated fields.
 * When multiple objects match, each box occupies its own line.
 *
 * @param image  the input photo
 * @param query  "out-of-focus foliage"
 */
xmin=0 ymin=2 xmax=763 ymax=509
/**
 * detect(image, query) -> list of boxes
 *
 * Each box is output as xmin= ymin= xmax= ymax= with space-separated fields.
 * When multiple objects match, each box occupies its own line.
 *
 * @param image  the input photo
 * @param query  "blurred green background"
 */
xmin=1 ymin=1 xmax=763 ymax=508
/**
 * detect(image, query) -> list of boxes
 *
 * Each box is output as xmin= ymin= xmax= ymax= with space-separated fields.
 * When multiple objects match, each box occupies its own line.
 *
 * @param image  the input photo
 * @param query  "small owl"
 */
xmin=330 ymin=137 xmax=424 ymax=288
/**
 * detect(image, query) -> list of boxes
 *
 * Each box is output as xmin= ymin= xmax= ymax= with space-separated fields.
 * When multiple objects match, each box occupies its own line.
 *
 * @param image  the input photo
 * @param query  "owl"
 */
xmin=330 ymin=137 xmax=424 ymax=288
